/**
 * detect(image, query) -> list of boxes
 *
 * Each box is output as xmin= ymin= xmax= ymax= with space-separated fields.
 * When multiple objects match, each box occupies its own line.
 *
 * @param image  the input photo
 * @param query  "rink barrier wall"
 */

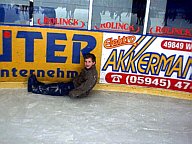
xmin=0 ymin=82 xmax=191 ymax=100
xmin=0 ymin=26 xmax=103 ymax=82
xmin=0 ymin=26 xmax=191 ymax=100
xmin=100 ymin=33 xmax=191 ymax=93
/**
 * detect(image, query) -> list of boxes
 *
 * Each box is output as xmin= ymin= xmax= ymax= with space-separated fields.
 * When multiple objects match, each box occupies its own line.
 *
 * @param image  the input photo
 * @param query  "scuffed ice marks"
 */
xmin=0 ymin=89 xmax=191 ymax=144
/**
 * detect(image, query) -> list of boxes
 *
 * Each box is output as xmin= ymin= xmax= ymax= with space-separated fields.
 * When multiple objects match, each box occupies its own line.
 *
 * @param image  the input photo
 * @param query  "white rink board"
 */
xmin=100 ymin=33 xmax=192 ymax=93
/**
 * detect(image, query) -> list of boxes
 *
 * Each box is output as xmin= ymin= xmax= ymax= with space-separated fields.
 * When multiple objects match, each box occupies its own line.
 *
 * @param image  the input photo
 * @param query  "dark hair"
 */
xmin=84 ymin=53 xmax=96 ymax=63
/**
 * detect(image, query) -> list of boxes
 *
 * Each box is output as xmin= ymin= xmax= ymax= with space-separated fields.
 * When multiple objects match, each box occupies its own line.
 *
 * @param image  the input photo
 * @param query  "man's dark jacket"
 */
xmin=69 ymin=65 xmax=98 ymax=98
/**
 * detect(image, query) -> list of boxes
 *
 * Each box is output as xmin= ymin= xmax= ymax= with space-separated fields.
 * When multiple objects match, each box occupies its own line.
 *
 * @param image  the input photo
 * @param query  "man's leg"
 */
xmin=34 ymin=82 xmax=75 ymax=96
xmin=28 ymin=74 xmax=43 ymax=92
xmin=28 ymin=74 xmax=75 ymax=96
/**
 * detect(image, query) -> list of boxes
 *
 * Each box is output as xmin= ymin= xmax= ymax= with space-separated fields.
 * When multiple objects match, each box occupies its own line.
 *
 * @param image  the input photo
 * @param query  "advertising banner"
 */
xmin=100 ymin=33 xmax=192 ymax=93
xmin=0 ymin=26 xmax=102 ymax=82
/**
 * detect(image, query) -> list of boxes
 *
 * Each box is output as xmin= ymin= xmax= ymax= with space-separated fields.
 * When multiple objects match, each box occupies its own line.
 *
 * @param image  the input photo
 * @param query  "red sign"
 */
xmin=94 ymin=22 xmax=140 ymax=33
xmin=150 ymin=26 xmax=192 ymax=38
xmin=37 ymin=17 xmax=85 ymax=28
xmin=106 ymin=72 xmax=192 ymax=93
xmin=161 ymin=40 xmax=192 ymax=52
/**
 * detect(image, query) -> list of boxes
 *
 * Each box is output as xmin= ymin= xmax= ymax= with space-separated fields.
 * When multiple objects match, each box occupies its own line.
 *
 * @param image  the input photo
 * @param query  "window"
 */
xmin=34 ymin=0 xmax=90 ymax=29
xmin=91 ymin=0 xmax=147 ymax=34
xmin=0 ymin=0 xmax=29 ymax=25
xmin=147 ymin=0 xmax=192 ymax=38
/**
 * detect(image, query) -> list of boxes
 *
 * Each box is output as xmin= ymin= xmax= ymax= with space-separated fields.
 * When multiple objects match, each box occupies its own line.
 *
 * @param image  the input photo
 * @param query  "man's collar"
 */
xmin=85 ymin=65 xmax=96 ymax=70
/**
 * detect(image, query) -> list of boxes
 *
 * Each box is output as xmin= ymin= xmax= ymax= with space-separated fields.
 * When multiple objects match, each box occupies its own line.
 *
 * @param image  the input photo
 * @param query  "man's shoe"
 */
xmin=27 ymin=74 xmax=38 ymax=92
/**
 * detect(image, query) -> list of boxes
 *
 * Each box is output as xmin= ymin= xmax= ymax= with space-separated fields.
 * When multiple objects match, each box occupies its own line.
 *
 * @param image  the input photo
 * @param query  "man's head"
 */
xmin=84 ymin=53 xmax=96 ymax=69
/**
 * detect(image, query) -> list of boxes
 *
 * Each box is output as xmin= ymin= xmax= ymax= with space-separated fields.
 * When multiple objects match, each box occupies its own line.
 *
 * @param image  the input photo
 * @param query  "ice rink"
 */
xmin=0 ymin=88 xmax=191 ymax=144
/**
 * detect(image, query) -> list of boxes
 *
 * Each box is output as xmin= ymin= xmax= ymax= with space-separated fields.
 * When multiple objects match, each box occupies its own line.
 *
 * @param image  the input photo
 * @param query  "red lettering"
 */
xmin=104 ymin=35 xmax=137 ymax=49
xmin=156 ymin=26 xmax=162 ymax=33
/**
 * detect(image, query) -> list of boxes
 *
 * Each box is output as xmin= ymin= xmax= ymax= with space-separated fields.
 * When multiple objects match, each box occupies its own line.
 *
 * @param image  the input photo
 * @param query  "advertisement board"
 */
xmin=100 ymin=33 xmax=192 ymax=93
xmin=0 ymin=26 xmax=102 ymax=82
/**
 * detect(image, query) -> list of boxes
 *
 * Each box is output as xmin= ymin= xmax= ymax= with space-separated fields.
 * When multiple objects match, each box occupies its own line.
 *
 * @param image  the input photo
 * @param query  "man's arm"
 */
xmin=69 ymin=71 xmax=97 ymax=98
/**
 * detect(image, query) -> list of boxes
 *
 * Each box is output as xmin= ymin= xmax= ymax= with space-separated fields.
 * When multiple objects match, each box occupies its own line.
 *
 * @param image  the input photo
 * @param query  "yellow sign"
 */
xmin=0 ymin=26 xmax=102 ymax=82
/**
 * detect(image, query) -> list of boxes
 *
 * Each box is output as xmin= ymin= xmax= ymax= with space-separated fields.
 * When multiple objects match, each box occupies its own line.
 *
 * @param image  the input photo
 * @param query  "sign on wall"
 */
xmin=100 ymin=33 xmax=192 ymax=93
xmin=0 ymin=26 xmax=102 ymax=82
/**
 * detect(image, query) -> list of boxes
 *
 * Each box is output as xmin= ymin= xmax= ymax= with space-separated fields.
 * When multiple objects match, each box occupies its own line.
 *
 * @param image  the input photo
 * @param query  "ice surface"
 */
xmin=0 ymin=88 xmax=191 ymax=144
